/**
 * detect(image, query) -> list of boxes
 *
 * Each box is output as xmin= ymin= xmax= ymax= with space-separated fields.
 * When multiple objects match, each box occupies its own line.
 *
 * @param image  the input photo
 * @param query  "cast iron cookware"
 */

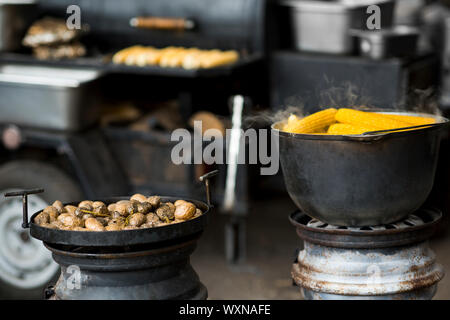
xmin=273 ymin=111 xmax=449 ymax=226
xmin=5 ymin=170 xmax=217 ymax=247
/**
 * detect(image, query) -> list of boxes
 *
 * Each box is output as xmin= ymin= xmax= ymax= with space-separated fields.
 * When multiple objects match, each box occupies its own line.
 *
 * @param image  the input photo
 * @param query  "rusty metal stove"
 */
xmin=44 ymin=236 xmax=207 ymax=300
xmin=289 ymin=208 xmax=445 ymax=300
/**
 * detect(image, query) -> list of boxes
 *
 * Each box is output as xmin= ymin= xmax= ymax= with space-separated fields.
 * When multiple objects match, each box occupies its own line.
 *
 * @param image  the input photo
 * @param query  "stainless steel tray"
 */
xmin=282 ymin=0 xmax=395 ymax=54
xmin=0 ymin=64 xmax=102 ymax=131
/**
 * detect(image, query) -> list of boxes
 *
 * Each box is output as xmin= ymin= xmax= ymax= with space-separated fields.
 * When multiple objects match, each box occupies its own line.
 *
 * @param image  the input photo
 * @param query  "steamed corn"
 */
xmin=327 ymin=123 xmax=379 ymax=135
xmin=282 ymin=108 xmax=337 ymax=134
xmin=280 ymin=107 xmax=437 ymax=135
xmin=381 ymin=114 xmax=435 ymax=126
xmin=335 ymin=108 xmax=411 ymax=130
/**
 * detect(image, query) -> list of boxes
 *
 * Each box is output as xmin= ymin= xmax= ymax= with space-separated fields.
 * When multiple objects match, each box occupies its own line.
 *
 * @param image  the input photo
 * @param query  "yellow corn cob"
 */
xmin=327 ymin=123 xmax=379 ymax=135
xmin=282 ymin=108 xmax=337 ymax=134
xmin=335 ymin=108 xmax=411 ymax=130
xmin=282 ymin=114 xmax=298 ymax=131
xmin=380 ymin=114 xmax=435 ymax=126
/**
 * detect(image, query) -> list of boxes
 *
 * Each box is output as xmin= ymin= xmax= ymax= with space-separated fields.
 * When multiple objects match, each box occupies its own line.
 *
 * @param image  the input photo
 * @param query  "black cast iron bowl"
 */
xmin=272 ymin=111 xmax=449 ymax=227
xmin=28 ymin=196 xmax=210 ymax=247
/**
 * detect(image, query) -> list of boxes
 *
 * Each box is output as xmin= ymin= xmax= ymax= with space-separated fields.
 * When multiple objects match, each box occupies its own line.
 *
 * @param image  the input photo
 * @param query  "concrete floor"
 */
xmin=191 ymin=194 xmax=450 ymax=300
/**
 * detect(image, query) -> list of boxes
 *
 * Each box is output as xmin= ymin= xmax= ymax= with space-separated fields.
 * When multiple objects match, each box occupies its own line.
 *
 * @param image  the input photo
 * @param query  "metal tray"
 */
xmin=282 ymin=0 xmax=395 ymax=54
xmin=0 ymin=63 xmax=102 ymax=131
xmin=0 ymin=52 xmax=262 ymax=78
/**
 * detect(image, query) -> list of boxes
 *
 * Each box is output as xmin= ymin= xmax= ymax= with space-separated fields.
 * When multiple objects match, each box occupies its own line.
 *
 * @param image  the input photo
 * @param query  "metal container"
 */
xmin=290 ymin=208 xmax=445 ymax=300
xmin=44 ymin=238 xmax=208 ymax=300
xmin=0 ymin=0 xmax=36 ymax=52
xmin=272 ymin=111 xmax=448 ymax=226
xmin=282 ymin=0 xmax=395 ymax=54
xmin=294 ymin=241 xmax=444 ymax=299
xmin=28 ymin=196 xmax=210 ymax=247
xmin=351 ymin=26 xmax=419 ymax=60
xmin=6 ymin=169 xmax=218 ymax=247
xmin=0 ymin=64 xmax=102 ymax=131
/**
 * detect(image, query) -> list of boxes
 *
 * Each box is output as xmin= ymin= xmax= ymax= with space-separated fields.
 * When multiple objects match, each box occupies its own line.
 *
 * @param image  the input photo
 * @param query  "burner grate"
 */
xmin=305 ymin=208 xmax=439 ymax=231
xmin=290 ymin=208 xmax=442 ymax=248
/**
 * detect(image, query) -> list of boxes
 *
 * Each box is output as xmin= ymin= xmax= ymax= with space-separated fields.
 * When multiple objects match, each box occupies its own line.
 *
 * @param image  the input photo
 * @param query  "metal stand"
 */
xmin=222 ymin=95 xmax=251 ymax=267
xmin=225 ymin=216 xmax=247 ymax=264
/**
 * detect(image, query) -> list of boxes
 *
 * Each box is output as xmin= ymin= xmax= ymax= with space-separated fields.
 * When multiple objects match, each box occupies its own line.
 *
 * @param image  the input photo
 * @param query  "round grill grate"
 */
xmin=290 ymin=208 xmax=442 ymax=248
xmin=306 ymin=209 xmax=440 ymax=231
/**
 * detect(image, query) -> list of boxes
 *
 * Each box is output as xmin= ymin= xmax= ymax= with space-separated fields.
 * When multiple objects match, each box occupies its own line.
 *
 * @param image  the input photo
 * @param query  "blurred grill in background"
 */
xmin=0 ymin=0 xmax=268 ymax=298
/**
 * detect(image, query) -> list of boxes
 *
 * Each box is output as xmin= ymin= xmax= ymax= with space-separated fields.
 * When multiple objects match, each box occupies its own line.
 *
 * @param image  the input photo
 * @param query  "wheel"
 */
xmin=0 ymin=160 xmax=83 ymax=299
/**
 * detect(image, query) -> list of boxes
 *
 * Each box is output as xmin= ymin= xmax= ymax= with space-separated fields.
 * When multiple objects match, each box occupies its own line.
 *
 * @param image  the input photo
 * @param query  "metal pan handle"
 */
xmin=362 ymin=123 xmax=443 ymax=136
xmin=4 ymin=189 xmax=44 ymax=228
xmin=199 ymin=170 xmax=219 ymax=208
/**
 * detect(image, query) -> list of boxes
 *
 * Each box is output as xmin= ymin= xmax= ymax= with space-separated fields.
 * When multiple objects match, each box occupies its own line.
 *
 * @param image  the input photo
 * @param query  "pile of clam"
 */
xmin=33 ymin=194 xmax=202 ymax=231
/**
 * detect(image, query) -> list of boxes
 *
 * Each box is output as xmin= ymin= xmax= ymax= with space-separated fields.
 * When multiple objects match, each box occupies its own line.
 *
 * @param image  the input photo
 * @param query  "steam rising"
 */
xmin=244 ymin=82 xmax=441 ymax=126
xmin=317 ymin=81 xmax=373 ymax=110
xmin=403 ymin=88 xmax=442 ymax=116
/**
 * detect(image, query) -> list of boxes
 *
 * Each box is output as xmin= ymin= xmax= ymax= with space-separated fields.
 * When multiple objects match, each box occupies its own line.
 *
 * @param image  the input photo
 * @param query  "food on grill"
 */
xmin=57 ymin=213 xmax=81 ymax=228
xmin=34 ymin=194 xmax=203 ymax=231
xmin=194 ymin=208 xmax=202 ymax=218
xmin=32 ymin=42 xmax=86 ymax=60
xmin=174 ymin=201 xmax=196 ymax=220
xmin=22 ymin=17 xmax=87 ymax=60
xmin=64 ymin=205 xmax=77 ymax=215
xmin=112 ymin=45 xmax=239 ymax=69
xmin=130 ymin=194 xmax=147 ymax=202
xmin=127 ymin=213 xmax=146 ymax=227
xmin=280 ymin=108 xmax=436 ymax=135
xmin=147 ymin=195 xmax=161 ymax=208
xmin=84 ymin=218 xmax=105 ymax=231
xmin=22 ymin=17 xmax=81 ymax=48
xmin=35 ymin=211 xmax=49 ymax=225
xmin=156 ymin=203 xmax=176 ymax=221
xmin=43 ymin=205 xmax=59 ymax=222
xmin=282 ymin=108 xmax=337 ymax=134
xmin=52 ymin=200 xmax=64 ymax=213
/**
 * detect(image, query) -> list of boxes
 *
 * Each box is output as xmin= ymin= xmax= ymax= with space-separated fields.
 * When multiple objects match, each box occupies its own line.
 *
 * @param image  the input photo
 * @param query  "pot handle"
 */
xmin=362 ymin=123 xmax=444 ymax=136
xmin=199 ymin=170 xmax=219 ymax=208
xmin=4 ymin=189 xmax=44 ymax=228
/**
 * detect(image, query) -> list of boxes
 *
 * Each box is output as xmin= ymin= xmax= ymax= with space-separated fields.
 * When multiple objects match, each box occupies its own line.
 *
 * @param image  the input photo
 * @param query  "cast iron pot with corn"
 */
xmin=272 ymin=108 xmax=449 ymax=227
